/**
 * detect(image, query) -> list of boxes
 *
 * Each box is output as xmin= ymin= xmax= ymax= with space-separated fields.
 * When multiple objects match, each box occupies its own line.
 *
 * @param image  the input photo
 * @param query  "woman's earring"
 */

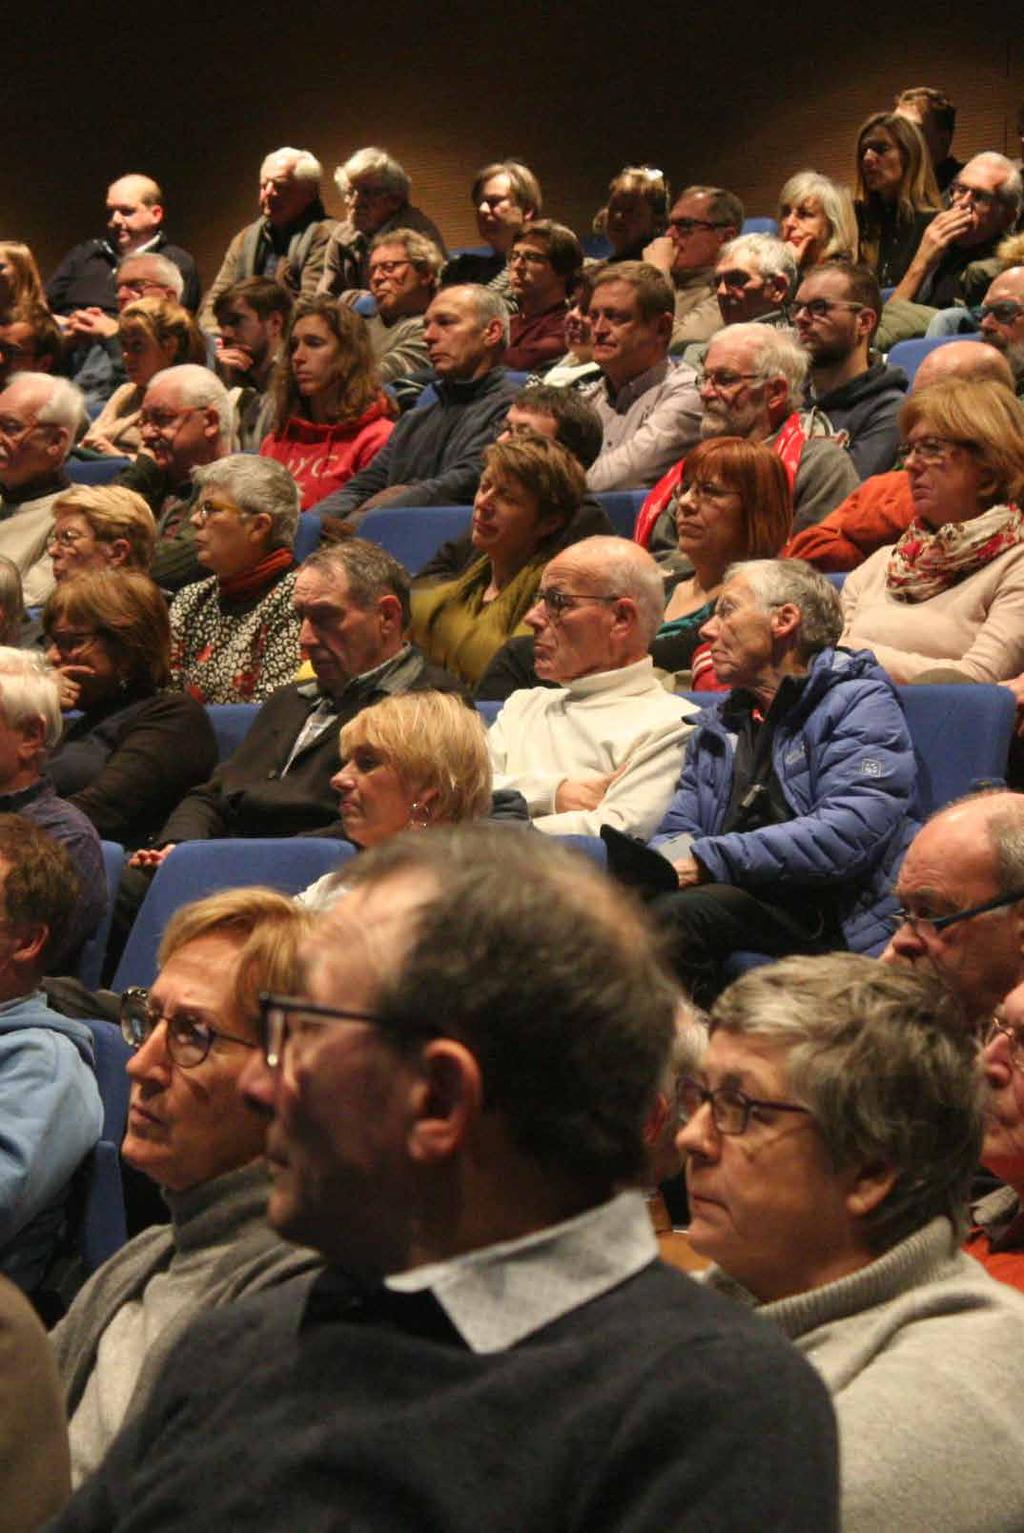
xmin=408 ymin=800 xmax=432 ymax=831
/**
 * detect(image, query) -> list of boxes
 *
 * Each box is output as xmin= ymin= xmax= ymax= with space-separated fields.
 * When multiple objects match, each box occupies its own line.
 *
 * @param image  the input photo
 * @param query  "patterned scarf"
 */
xmin=885 ymin=504 xmax=1024 ymax=602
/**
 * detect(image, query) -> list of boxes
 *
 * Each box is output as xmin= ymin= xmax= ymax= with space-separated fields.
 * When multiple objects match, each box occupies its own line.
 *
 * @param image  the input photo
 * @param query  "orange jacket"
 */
xmin=781 ymin=471 xmax=913 ymax=572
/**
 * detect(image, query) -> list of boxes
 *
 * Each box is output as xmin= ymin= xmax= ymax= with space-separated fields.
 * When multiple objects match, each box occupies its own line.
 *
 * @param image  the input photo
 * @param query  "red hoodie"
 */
xmin=260 ymin=398 xmax=393 ymax=509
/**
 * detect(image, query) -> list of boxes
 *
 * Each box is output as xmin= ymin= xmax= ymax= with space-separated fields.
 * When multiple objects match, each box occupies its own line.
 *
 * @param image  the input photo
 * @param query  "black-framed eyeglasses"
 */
xmin=533 ymin=588 xmax=622 ymax=619
xmin=669 ymin=217 xmax=729 ymax=234
xmin=790 ymin=298 xmax=865 ymax=320
xmin=985 ymin=1014 xmax=1024 ymax=1072
xmin=888 ymin=885 xmax=1024 ymax=937
xmin=676 ymin=1076 xmax=812 ymax=1136
xmin=978 ymin=301 xmax=1024 ymax=325
xmin=694 ymin=368 xmax=765 ymax=392
xmin=948 ymin=180 xmax=998 ymax=209
xmin=120 ymin=987 xmax=257 ymax=1069
xmin=258 ymin=992 xmax=443 ymax=1068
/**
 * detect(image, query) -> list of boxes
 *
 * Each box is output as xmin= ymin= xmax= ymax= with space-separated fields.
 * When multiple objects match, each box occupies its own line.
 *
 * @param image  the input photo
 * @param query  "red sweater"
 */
xmin=260 ymin=399 xmax=393 ymax=509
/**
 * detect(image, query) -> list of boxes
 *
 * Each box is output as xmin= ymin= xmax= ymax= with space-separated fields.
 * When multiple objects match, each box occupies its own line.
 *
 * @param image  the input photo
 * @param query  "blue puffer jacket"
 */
xmin=650 ymin=648 xmax=919 ymax=954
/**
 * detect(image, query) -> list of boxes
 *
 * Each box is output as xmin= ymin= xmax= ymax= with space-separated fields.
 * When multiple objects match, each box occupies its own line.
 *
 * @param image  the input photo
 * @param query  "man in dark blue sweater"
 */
xmin=50 ymin=827 xmax=839 ymax=1532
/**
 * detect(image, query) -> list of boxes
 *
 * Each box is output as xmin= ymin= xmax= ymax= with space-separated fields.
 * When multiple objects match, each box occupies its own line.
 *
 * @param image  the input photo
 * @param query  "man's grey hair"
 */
xmin=0 ymin=646 xmax=62 ymax=750
xmin=713 ymin=322 xmax=809 ymax=400
xmin=260 ymin=147 xmax=322 ymax=186
xmin=719 ymin=234 xmax=799 ymax=298
xmin=441 ymin=283 xmax=510 ymax=346
xmin=192 ymin=454 xmax=300 ymax=550
xmin=572 ymin=535 xmax=665 ymax=644
xmin=35 ymin=376 xmax=88 ymax=448
xmin=118 ymin=251 xmax=184 ymax=300
xmin=335 ymin=146 xmax=410 ymax=201
xmin=711 ymin=954 xmax=983 ymax=1253
xmin=679 ymin=185 xmax=745 ymax=231
xmin=147 ymin=365 xmax=233 ymax=448
xmin=726 ymin=557 xmax=843 ymax=657
xmin=304 ymin=538 xmax=412 ymax=629
xmin=964 ymin=152 xmax=1023 ymax=217
xmin=370 ymin=227 xmax=444 ymax=281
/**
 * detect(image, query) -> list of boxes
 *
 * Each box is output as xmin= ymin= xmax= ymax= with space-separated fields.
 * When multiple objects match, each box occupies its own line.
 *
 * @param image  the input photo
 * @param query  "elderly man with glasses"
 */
xmin=49 ymin=889 xmax=321 ymax=1493
xmin=892 ymin=151 xmax=1022 ymax=309
xmin=0 ymin=373 xmax=86 ymax=606
xmin=979 ymin=266 xmax=1024 ymax=395
xmin=318 ymin=146 xmax=446 ymax=302
xmin=643 ymin=184 xmax=743 ymax=350
xmin=967 ymin=980 xmax=1024 ymax=1290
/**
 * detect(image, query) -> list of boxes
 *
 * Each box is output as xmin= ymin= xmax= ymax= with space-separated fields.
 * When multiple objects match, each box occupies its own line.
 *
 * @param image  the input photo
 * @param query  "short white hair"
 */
xmin=0 ymin=647 xmax=62 ymax=750
xmin=147 ymin=364 xmax=233 ymax=448
xmin=718 ymin=234 xmax=799 ymax=298
xmin=34 ymin=375 xmax=88 ymax=446
xmin=334 ymin=146 xmax=410 ymax=201
xmin=193 ymin=454 xmax=300 ymax=550
xmin=964 ymin=152 xmax=1023 ymax=217
xmin=118 ymin=251 xmax=184 ymax=300
xmin=260 ymin=147 xmax=322 ymax=186
xmin=710 ymin=322 xmax=809 ymax=400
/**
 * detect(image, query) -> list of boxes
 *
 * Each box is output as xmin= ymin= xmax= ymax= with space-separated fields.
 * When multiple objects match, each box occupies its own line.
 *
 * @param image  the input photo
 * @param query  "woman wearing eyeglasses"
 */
xmin=853 ymin=112 xmax=941 ymax=288
xmin=679 ymin=952 xmax=1024 ymax=1533
xmin=411 ymin=435 xmax=584 ymax=686
xmin=83 ymin=297 xmax=207 ymax=457
xmin=840 ymin=379 xmax=1024 ymax=683
xmin=47 ymin=485 xmax=156 ymax=582
xmin=168 ymin=455 xmax=301 ymax=705
xmin=259 ymin=295 xmax=393 ymax=510
xmin=43 ymin=570 xmax=216 ymax=849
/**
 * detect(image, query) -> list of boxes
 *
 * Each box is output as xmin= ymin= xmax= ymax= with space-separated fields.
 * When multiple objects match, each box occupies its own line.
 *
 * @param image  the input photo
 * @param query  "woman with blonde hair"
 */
xmin=0 ymin=241 xmax=47 ymax=315
xmin=84 ymin=297 xmax=207 ymax=456
xmin=593 ymin=167 xmax=670 ymax=262
xmin=854 ymin=111 xmax=941 ymax=287
xmin=777 ymin=171 xmax=857 ymax=271
xmin=47 ymin=485 xmax=156 ymax=582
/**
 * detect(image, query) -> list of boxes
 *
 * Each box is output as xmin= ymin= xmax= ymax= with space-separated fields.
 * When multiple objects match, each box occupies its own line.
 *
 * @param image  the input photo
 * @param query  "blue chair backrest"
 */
xmin=896 ymin=683 xmax=1014 ymax=816
xmin=353 ymin=293 xmax=378 ymax=318
xmin=81 ymin=1018 xmax=132 ymax=1144
xmin=293 ymin=511 xmax=322 ymax=562
xmin=76 ymin=841 xmax=125 ymax=991
xmin=886 ymin=335 xmax=980 ymax=385
xmin=67 ymin=456 xmax=132 ymax=486
xmin=76 ymin=1017 xmax=134 ymax=1270
xmin=582 ymin=234 xmax=613 ymax=259
xmin=206 ymin=703 xmax=260 ymax=761
xmin=448 ymin=244 xmax=493 ymax=260
xmin=595 ymin=489 xmax=647 ymax=539
xmin=476 ymin=700 xmax=502 ymax=726
xmin=741 ymin=217 xmax=778 ymax=235
xmin=825 ymin=572 xmax=846 ymax=591
xmin=554 ymin=835 xmax=608 ymax=868
xmin=113 ymin=839 xmax=357 ymax=991
xmin=360 ymin=505 xmax=474 ymax=575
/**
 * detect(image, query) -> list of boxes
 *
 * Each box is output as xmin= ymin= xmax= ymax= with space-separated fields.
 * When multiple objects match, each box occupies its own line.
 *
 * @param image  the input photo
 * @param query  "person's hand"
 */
xmin=65 ymin=307 xmax=118 ymax=341
xmin=81 ymin=431 xmax=121 ymax=456
xmin=913 ymin=206 xmax=975 ymax=266
xmin=215 ymin=340 xmax=255 ymax=376
xmin=554 ymin=762 xmax=628 ymax=812
xmin=128 ymin=843 xmax=177 ymax=870
xmin=642 ymin=235 xmax=675 ymax=274
xmin=53 ymin=666 xmax=88 ymax=711
xmin=672 ymin=855 xmax=705 ymax=888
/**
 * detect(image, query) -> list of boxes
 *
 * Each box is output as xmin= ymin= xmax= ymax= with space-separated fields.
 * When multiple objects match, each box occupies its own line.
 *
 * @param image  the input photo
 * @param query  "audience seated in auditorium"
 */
xmin=980 ymin=265 xmax=1024 ymax=393
xmin=364 ymin=228 xmax=440 ymax=387
xmin=258 ymin=296 xmax=393 ymax=509
xmin=581 ymin=262 xmax=701 ymax=492
xmin=411 ymin=436 xmax=584 ymax=685
xmin=51 ymin=889 xmax=321 ymax=1489
xmin=62 ymin=250 xmax=190 ymax=417
xmin=169 ymin=456 xmax=301 ymax=704
xmin=48 ymin=486 xmax=156 ymax=583
xmin=44 ymin=571 xmax=216 ymax=848
xmin=778 ymin=171 xmax=858 ymax=272
xmin=647 ymin=561 xmax=914 ymax=1002
xmin=783 ymin=339 xmax=1014 ymax=570
xmin=0 ymin=649 xmax=105 ymax=968
xmin=441 ymin=158 xmax=541 ymax=297
xmin=643 ymin=185 xmax=741 ymax=351
xmin=505 ymin=221 xmax=581 ymax=373
xmin=681 ymin=953 xmax=1024 ymax=1533
xmin=47 ymin=175 xmax=199 ymax=319
xmin=895 ymin=86 xmax=964 ymax=194
xmin=0 ymin=815 xmax=102 ymax=1295
xmin=314 ymin=285 xmax=519 ymax=528
xmin=487 ymin=536 xmax=695 ymax=836
xmin=853 ymin=111 xmax=940 ymax=288
xmin=116 ymin=364 xmax=233 ymax=592
xmin=795 ymin=261 xmax=907 ymax=478
xmin=319 ymin=147 xmax=445 ymax=300
xmin=0 ymin=306 xmax=63 ymax=388
xmin=0 ymin=372 xmax=85 ymax=606
xmin=84 ymin=299 xmax=206 ymax=457
xmin=637 ymin=324 xmax=859 ymax=556
xmin=201 ymin=148 xmax=333 ymax=330
xmin=593 ymin=166 xmax=671 ymax=264
xmin=211 ymin=277 xmax=292 ymax=450
xmin=840 ymin=379 xmax=1024 ymax=681
xmin=893 ymin=152 xmax=1022 ymax=307
xmin=47 ymin=828 xmax=839 ymax=1533
xmin=966 ymin=979 xmax=1024 ymax=1292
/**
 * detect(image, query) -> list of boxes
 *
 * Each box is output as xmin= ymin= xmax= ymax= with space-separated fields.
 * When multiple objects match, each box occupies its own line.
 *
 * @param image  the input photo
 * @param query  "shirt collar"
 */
xmin=385 ymin=1189 xmax=656 ymax=1353
xmin=296 ymin=644 xmax=414 ymax=704
xmin=601 ymin=358 xmax=669 ymax=413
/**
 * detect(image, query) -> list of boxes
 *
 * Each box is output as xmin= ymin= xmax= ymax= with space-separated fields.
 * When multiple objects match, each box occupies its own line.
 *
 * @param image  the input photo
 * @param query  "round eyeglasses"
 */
xmin=120 ymin=986 xmax=257 ymax=1069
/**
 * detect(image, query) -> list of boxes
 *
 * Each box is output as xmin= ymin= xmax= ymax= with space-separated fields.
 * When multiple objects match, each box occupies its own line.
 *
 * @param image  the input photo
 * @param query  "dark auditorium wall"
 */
xmin=5 ymin=0 xmax=1020 ymax=291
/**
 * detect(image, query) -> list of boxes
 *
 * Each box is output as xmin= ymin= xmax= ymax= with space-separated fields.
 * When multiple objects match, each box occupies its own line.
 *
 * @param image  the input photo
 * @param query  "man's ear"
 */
xmin=47 ymin=426 xmax=71 ymax=465
xmin=406 ymin=1038 xmax=483 ymax=1164
xmin=16 ymin=716 xmax=44 ymax=766
xmin=764 ymin=374 xmax=790 ymax=418
xmin=10 ymin=921 xmax=48 ymax=971
xmin=770 ymin=601 xmax=802 ymax=641
xmin=844 ymin=1161 xmax=899 ymax=1222
xmin=377 ymin=592 xmax=405 ymax=637
xmin=267 ymin=311 xmax=286 ymax=345
xmin=202 ymin=407 xmax=221 ymax=443
xmin=765 ymin=274 xmax=790 ymax=306
xmin=104 ymin=537 xmax=133 ymax=568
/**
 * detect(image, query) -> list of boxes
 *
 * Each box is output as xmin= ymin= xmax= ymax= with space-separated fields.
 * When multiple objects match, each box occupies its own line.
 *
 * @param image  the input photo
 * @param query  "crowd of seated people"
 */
xmin=4 ymin=104 xmax=1024 ymax=1533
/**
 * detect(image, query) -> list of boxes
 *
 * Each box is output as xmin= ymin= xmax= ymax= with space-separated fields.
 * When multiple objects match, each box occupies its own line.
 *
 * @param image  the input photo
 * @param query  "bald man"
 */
xmin=980 ymin=268 xmax=1024 ymax=393
xmin=782 ymin=340 xmax=1017 ymax=570
xmin=47 ymin=173 xmax=199 ymax=317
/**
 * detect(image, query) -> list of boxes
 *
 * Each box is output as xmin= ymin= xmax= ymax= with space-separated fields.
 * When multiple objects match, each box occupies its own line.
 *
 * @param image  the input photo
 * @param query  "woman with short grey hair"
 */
xmin=678 ymin=952 xmax=1024 ymax=1533
xmin=168 ymin=454 xmax=302 ymax=704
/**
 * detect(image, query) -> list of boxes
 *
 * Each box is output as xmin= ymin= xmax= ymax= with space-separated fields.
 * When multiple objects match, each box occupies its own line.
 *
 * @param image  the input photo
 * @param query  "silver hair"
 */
xmin=711 ymin=953 xmax=983 ymax=1252
xmin=0 ymin=646 xmax=62 ymax=749
xmin=714 ymin=322 xmax=809 ymax=400
xmin=718 ymin=233 xmax=799 ymax=298
xmin=777 ymin=170 xmax=858 ymax=262
xmin=260 ymin=147 xmax=323 ymax=186
xmin=335 ymin=146 xmax=410 ymax=201
xmin=573 ymin=535 xmax=666 ymax=644
xmin=0 ymin=558 xmax=22 ymax=645
xmin=192 ymin=453 xmax=300 ymax=550
xmin=726 ymin=557 xmax=843 ymax=657
xmin=964 ymin=152 xmax=1023 ymax=217
xmin=147 ymin=364 xmax=233 ymax=448
xmin=118 ymin=251 xmax=184 ymax=299
xmin=370 ymin=227 xmax=444 ymax=281
xmin=34 ymin=375 xmax=88 ymax=446
xmin=440 ymin=283 xmax=510 ymax=346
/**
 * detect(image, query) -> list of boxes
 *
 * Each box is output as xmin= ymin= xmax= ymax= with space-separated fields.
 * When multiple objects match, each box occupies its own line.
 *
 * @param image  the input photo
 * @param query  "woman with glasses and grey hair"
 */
xmin=678 ymin=952 xmax=1024 ymax=1533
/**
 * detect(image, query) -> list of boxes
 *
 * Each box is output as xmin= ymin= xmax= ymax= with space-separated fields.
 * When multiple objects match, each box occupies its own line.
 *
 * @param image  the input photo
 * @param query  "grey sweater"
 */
xmin=52 ymin=1161 xmax=321 ymax=1486
xmin=705 ymin=1216 xmax=1024 ymax=1533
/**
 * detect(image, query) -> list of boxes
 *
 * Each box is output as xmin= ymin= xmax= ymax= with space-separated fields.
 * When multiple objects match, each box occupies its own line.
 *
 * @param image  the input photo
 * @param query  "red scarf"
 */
xmin=218 ymin=546 xmax=295 ymax=604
